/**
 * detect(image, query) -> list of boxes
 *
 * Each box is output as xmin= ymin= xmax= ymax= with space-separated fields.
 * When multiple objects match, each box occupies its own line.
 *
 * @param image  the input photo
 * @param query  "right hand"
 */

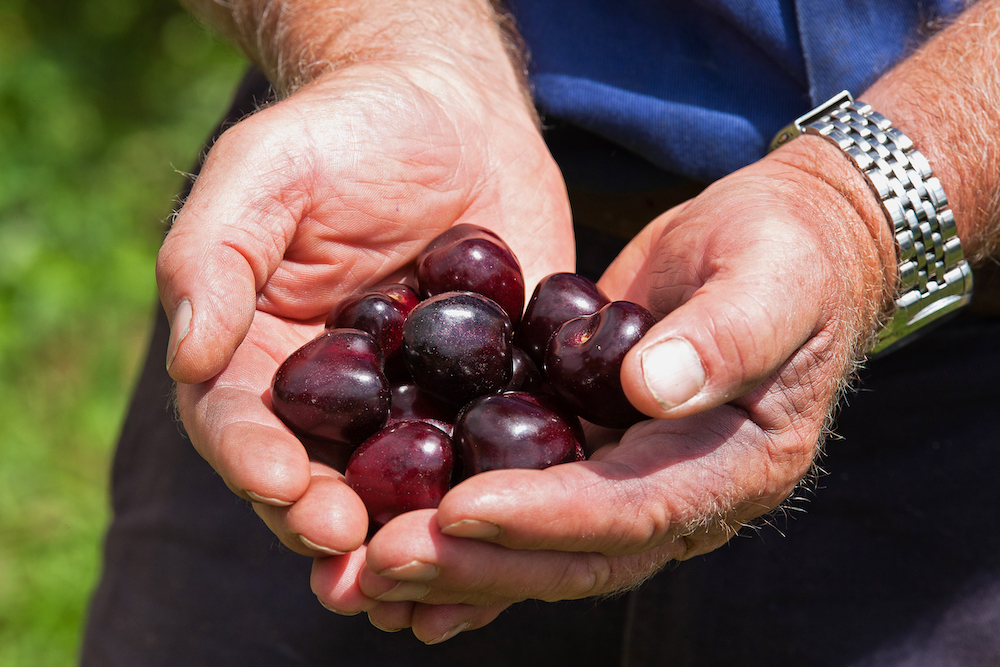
xmin=156 ymin=57 xmax=574 ymax=620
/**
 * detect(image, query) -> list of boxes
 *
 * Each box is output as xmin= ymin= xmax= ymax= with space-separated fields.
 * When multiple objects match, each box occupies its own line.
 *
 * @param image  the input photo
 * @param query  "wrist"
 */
xmin=185 ymin=0 xmax=531 ymax=114
xmin=859 ymin=1 xmax=1000 ymax=266
xmin=767 ymin=134 xmax=898 ymax=334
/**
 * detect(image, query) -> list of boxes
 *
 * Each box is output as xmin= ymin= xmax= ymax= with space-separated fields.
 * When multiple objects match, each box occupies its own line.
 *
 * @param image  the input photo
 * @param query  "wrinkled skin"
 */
xmin=334 ymin=150 xmax=890 ymax=641
xmin=158 ymin=60 xmax=575 ymax=642
xmin=162 ymin=0 xmax=1000 ymax=647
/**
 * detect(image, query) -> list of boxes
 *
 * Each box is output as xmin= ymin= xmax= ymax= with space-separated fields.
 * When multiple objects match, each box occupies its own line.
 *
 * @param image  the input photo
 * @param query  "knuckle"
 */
xmin=538 ymin=554 xmax=614 ymax=602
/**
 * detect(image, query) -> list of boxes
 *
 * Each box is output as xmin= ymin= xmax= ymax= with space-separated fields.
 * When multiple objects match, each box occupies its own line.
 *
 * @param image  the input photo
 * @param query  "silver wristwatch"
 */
xmin=770 ymin=90 xmax=973 ymax=356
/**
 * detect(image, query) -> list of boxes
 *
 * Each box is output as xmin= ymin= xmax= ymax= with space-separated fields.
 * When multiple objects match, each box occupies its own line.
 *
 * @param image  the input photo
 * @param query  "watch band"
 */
xmin=770 ymin=90 xmax=973 ymax=356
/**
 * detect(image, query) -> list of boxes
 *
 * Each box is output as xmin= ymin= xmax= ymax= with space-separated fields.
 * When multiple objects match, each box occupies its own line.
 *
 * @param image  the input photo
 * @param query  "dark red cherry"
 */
xmin=271 ymin=329 xmax=390 ymax=446
xmin=545 ymin=301 xmax=656 ymax=429
xmin=416 ymin=223 xmax=525 ymax=324
xmin=345 ymin=421 xmax=455 ymax=527
xmin=325 ymin=283 xmax=419 ymax=381
xmin=516 ymin=273 xmax=611 ymax=368
xmin=505 ymin=346 xmax=544 ymax=392
xmin=401 ymin=291 xmax=513 ymax=407
xmin=454 ymin=391 xmax=584 ymax=477
xmin=386 ymin=383 xmax=459 ymax=436
xmin=376 ymin=283 xmax=420 ymax=312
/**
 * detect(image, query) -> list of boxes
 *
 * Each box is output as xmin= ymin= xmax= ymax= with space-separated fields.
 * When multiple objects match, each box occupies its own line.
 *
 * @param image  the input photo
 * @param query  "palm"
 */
xmin=159 ymin=63 xmax=575 ymax=597
xmin=163 ymin=65 xmax=573 ymax=330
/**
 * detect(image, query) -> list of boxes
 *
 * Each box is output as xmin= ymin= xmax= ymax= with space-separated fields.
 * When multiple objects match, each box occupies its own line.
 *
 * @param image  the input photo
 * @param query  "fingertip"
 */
xmin=311 ymin=549 xmax=379 ymax=616
xmin=216 ymin=421 xmax=313 ymax=505
xmin=285 ymin=474 xmax=370 ymax=555
xmin=245 ymin=490 xmax=294 ymax=507
xmin=439 ymin=519 xmax=502 ymax=540
xmin=158 ymin=227 xmax=260 ymax=384
xmin=163 ymin=290 xmax=256 ymax=385
xmin=424 ymin=621 xmax=471 ymax=645
xmin=411 ymin=603 xmax=507 ymax=645
xmin=299 ymin=534 xmax=348 ymax=557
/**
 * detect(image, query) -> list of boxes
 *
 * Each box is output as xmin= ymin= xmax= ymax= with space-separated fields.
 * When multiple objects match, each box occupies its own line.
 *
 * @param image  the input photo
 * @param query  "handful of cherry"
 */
xmin=271 ymin=224 xmax=656 ymax=527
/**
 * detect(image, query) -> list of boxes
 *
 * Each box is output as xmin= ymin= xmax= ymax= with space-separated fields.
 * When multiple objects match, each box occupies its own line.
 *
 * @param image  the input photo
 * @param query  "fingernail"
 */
xmin=245 ymin=490 xmax=293 ymax=507
xmin=368 ymin=616 xmax=403 ymax=633
xmin=426 ymin=621 xmax=470 ymax=645
xmin=166 ymin=298 xmax=192 ymax=372
xmin=640 ymin=338 xmax=705 ymax=410
xmin=374 ymin=581 xmax=430 ymax=602
xmin=378 ymin=560 xmax=439 ymax=581
xmin=298 ymin=535 xmax=347 ymax=556
xmin=318 ymin=599 xmax=360 ymax=616
xmin=440 ymin=519 xmax=501 ymax=539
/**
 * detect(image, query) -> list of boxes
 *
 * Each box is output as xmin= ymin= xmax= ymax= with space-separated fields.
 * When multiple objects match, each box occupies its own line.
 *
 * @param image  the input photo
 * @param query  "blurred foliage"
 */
xmin=0 ymin=0 xmax=246 ymax=663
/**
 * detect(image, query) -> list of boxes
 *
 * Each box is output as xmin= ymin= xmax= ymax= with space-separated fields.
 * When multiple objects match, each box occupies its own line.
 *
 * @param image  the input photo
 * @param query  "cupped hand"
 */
xmin=157 ymin=59 xmax=573 ymax=571
xmin=328 ymin=137 xmax=896 ymax=642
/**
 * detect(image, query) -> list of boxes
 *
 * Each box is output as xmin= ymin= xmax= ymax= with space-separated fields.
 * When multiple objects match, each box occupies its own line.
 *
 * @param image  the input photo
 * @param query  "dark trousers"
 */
xmin=81 ymin=70 xmax=1000 ymax=666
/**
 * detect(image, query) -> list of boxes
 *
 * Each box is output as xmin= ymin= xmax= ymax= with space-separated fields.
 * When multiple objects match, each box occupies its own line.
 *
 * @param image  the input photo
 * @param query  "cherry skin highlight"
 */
xmin=416 ymin=223 xmax=525 ymax=324
xmin=454 ymin=391 xmax=584 ymax=477
xmin=345 ymin=421 xmax=455 ymax=527
xmin=401 ymin=291 xmax=514 ymax=407
xmin=516 ymin=272 xmax=611 ymax=368
xmin=545 ymin=301 xmax=657 ymax=429
xmin=325 ymin=283 xmax=419 ymax=381
xmin=271 ymin=329 xmax=391 ymax=446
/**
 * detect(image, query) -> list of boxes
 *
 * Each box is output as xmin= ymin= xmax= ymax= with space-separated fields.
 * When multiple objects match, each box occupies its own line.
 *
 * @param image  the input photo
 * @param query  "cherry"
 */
xmin=545 ymin=301 xmax=656 ymax=429
xmin=516 ymin=272 xmax=610 ymax=367
xmin=401 ymin=291 xmax=513 ymax=407
xmin=373 ymin=283 xmax=421 ymax=312
xmin=416 ymin=223 xmax=525 ymax=324
xmin=326 ymin=283 xmax=419 ymax=381
xmin=271 ymin=329 xmax=391 ymax=446
xmin=505 ymin=346 xmax=544 ymax=393
xmin=345 ymin=421 xmax=455 ymax=527
xmin=454 ymin=391 xmax=584 ymax=476
xmin=386 ymin=382 xmax=458 ymax=436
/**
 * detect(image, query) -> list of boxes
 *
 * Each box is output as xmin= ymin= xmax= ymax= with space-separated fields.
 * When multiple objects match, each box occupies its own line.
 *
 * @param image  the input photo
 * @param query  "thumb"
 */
xmin=615 ymin=209 xmax=837 ymax=421
xmin=156 ymin=134 xmax=291 ymax=384
xmin=156 ymin=215 xmax=261 ymax=385
xmin=157 ymin=238 xmax=259 ymax=385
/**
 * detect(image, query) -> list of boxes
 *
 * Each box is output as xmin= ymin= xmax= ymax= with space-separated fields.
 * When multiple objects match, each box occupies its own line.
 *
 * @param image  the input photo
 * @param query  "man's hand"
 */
xmin=170 ymin=0 xmax=1000 ymax=647
xmin=312 ymin=0 xmax=1000 ymax=643
xmin=158 ymin=0 xmax=574 ymax=634
xmin=322 ymin=135 xmax=895 ymax=642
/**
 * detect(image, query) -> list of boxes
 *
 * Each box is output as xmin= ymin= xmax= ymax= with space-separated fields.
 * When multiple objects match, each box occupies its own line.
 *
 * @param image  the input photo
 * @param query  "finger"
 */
xmin=360 ymin=510 xmax=675 ymax=606
xmin=612 ymin=218 xmax=827 ymax=422
xmin=254 ymin=468 xmax=369 ymax=556
xmin=602 ymin=164 xmax=879 ymax=422
xmin=180 ymin=384 xmax=313 ymax=509
xmin=310 ymin=548 xmax=378 ymax=616
xmin=410 ymin=602 xmax=509 ymax=645
xmin=434 ymin=410 xmax=813 ymax=558
xmin=366 ymin=601 xmax=416 ymax=633
xmin=176 ymin=312 xmax=324 ymax=505
xmin=193 ymin=411 xmax=312 ymax=506
xmin=157 ymin=119 xmax=303 ymax=385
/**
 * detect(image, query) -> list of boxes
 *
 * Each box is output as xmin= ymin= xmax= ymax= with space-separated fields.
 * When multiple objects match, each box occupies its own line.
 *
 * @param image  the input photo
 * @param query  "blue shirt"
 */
xmin=507 ymin=0 xmax=965 ymax=182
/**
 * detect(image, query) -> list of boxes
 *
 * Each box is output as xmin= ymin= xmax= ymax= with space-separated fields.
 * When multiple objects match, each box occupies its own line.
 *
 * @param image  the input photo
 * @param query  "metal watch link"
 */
xmin=770 ymin=90 xmax=973 ymax=356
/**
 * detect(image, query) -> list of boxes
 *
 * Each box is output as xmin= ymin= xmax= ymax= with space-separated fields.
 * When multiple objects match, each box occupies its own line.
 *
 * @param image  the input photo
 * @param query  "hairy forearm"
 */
xmin=181 ymin=0 xmax=528 ymax=103
xmin=861 ymin=0 xmax=1000 ymax=265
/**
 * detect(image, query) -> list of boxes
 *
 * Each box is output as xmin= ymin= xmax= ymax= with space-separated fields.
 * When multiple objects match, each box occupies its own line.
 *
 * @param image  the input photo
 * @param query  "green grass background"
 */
xmin=0 ymin=0 xmax=246 ymax=663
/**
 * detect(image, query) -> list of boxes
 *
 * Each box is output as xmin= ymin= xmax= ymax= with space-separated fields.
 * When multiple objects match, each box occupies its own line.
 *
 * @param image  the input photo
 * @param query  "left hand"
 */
xmin=310 ymin=135 xmax=898 ymax=643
